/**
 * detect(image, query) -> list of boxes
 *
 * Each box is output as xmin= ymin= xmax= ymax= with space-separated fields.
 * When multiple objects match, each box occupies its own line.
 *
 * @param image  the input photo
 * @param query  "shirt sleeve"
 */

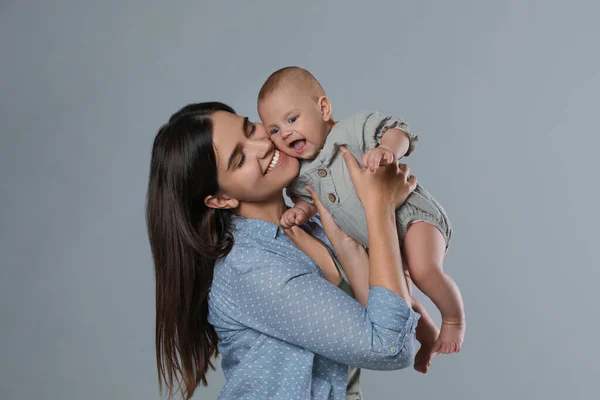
xmin=358 ymin=111 xmax=419 ymax=157
xmin=217 ymin=252 xmax=420 ymax=371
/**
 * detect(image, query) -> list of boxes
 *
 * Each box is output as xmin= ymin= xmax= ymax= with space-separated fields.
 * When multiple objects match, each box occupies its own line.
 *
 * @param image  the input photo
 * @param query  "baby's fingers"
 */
xmin=383 ymin=151 xmax=395 ymax=165
xmin=280 ymin=217 xmax=293 ymax=229
xmin=369 ymin=152 xmax=383 ymax=172
xmin=295 ymin=210 xmax=308 ymax=225
xmin=280 ymin=210 xmax=296 ymax=228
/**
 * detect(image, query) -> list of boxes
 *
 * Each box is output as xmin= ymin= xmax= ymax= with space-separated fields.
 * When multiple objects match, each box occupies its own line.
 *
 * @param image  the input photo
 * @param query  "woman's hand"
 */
xmin=339 ymin=146 xmax=414 ymax=301
xmin=305 ymin=185 xmax=358 ymax=248
xmin=306 ymin=185 xmax=370 ymax=306
xmin=340 ymin=146 xmax=417 ymax=212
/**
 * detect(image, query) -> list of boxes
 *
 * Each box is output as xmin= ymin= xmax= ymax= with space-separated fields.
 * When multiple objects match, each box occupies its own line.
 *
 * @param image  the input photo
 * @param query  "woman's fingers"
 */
xmin=398 ymin=163 xmax=410 ymax=179
xmin=306 ymin=185 xmax=335 ymax=224
xmin=407 ymin=174 xmax=417 ymax=191
xmin=306 ymin=185 xmax=345 ymax=239
xmin=306 ymin=185 xmax=326 ymax=215
xmin=340 ymin=146 xmax=362 ymax=179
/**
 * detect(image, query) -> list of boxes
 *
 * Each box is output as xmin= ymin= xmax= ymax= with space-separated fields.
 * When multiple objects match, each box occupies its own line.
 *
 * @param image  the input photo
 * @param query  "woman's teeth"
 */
xmin=266 ymin=150 xmax=280 ymax=173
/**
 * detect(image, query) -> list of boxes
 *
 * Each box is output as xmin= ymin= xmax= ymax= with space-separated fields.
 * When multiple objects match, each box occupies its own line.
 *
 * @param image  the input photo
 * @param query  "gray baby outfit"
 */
xmin=287 ymin=111 xmax=452 ymax=250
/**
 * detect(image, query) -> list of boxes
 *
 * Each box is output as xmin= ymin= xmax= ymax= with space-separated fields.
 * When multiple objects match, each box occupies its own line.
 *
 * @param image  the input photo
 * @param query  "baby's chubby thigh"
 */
xmin=397 ymin=186 xmax=451 ymax=250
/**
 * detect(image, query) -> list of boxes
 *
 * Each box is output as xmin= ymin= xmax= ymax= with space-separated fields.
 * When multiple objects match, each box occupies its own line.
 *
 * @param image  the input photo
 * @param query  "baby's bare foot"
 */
xmin=413 ymin=314 xmax=439 ymax=373
xmin=432 ymin=320 xmax=465 ymax=354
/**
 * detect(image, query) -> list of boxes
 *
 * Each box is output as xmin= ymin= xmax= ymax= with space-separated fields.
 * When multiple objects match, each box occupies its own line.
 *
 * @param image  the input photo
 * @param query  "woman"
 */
xmin=146 ymin=102 xmax=420 ymax=399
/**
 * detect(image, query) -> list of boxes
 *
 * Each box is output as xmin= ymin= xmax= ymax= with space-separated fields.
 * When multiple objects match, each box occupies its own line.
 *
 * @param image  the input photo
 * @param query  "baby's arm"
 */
xmin=356 ymin=112 xmax=418 ymax=172
xmin=362 ymin=128 xmax=412 ymax=172
xmin=380 ymin=128 xmax=412 ymax=159
xmin=280 ymin=198 xmax=318 ymax=229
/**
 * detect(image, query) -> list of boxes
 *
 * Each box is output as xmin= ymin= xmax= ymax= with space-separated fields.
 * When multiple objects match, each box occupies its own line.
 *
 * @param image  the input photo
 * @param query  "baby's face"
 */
xmin=258 ymin=88 xmax=329 ymax=160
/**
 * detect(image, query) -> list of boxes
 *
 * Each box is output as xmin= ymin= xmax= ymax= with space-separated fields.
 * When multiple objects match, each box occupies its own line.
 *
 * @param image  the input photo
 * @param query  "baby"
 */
xmin=258 ymin=67 xmax=465 ymax=370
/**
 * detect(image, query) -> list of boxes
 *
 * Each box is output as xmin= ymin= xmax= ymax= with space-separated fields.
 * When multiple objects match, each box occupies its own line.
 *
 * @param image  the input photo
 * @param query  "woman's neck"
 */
xmin=235 ymin=195 xmax=288 ymax=225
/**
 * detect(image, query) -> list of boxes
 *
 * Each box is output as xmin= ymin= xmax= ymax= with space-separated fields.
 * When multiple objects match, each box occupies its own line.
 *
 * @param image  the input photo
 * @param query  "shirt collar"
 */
xmin=231 ymin=215 xmax=326 ymax=240
xmin=316 ymin=129 xmax=346 ymax=166
xmin=231 ymin=215 xmax=281 ymax=239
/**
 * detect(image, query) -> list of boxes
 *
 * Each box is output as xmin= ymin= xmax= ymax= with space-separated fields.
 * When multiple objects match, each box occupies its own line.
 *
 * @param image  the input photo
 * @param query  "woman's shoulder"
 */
xmin=214 ymin=240 xmax=268 ymax=274
xmin=214 ymin=227 xmax=318 ymax=277
xmin=213 ymin=217 xmax=325 ymax=282
xmin=211 ymin=242 xmax=316 ymax=312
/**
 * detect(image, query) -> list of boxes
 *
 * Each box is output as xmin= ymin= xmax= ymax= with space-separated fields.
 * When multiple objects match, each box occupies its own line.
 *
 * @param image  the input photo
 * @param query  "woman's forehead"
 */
xmin=212 ymin=111 xmax=243 ymax=144
xmin=212 ymin=110 xmax=242 ymax=132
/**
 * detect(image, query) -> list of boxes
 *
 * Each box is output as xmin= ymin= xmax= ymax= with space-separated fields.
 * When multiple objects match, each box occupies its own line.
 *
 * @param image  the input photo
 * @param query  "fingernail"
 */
xmin=339 ymin=146 xmax=347 ymax=153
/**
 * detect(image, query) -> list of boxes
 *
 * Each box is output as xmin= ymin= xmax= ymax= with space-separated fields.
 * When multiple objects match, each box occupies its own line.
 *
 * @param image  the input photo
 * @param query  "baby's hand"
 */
xmin=280 ymin=207 xmax=309 ymax=229
xmin=362 ymin=146 xmax=396 ymax=172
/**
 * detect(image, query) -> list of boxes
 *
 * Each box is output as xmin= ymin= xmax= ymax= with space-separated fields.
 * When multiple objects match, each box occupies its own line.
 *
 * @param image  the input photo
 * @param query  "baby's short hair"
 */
xmin=258 ymin=66 xmax=325 ymax=102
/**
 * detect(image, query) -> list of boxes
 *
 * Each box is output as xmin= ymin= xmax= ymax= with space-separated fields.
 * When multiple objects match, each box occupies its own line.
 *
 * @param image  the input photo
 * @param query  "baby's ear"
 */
xmin=318 ymin=96 xmax=333 ymax=122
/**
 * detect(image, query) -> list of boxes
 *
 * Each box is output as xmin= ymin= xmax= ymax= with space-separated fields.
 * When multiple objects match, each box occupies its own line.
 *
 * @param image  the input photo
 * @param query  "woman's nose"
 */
xmin=247 ymin=136 xmax=273 ymax=159
xmin=254 ymin=122 xmax=269 ymax=139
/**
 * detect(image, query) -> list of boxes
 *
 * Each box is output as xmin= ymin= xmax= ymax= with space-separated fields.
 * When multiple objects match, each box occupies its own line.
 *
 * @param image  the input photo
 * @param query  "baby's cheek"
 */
xmin=271 ymin=135 xmax=285 ymax=150
xmin=272 ymin=137 xmax=296 ymax=158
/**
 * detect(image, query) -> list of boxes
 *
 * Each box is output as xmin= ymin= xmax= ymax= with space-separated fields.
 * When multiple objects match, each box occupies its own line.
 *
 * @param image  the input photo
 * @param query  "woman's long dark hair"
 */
xmin=146 ymin=102 xmax=236 ymax=399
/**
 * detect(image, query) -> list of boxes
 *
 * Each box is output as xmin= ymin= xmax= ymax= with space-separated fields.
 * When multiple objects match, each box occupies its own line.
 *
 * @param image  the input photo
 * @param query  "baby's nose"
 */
xmin=281 ymin=129 xmax=293 ymax=139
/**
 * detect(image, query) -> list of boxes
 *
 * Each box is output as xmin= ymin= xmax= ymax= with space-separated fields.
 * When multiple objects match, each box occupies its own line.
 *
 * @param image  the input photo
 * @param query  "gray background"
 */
xmin=1 ymin=0 xmax=598 ymax=399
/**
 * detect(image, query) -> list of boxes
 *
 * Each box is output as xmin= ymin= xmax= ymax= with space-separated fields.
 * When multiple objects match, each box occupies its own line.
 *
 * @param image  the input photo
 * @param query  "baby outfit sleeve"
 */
xmin=358 ymin=111 xmax=419 ymax=157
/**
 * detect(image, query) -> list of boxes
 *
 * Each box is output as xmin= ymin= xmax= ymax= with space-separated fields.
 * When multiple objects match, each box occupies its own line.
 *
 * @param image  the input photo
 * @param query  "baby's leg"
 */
xmin=404 ymin=222 xmax=465 ymax=354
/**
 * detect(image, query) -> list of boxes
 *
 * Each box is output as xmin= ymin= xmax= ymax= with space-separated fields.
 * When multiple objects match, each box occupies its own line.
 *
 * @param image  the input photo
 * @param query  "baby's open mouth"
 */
xmin=290 ymin=139 xmax=306 ymax=154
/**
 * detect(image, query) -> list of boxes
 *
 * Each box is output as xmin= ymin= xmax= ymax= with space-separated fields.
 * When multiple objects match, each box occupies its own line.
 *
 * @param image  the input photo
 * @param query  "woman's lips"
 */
xmin=274 ymin=150 xmax=285 ymax=168
xmin=266 ymin=149 xmax=285 ymax=174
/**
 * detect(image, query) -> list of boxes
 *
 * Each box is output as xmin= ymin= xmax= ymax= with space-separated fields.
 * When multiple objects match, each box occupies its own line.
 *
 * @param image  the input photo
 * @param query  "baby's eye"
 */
xmin=270 ymin=127 xmax=280 ymax=135
xmin=288 ymin=116 xmax=297 ymax=123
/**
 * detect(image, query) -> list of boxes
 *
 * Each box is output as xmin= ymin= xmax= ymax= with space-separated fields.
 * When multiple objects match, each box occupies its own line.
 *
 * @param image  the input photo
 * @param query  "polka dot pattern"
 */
xmin=207 ymin=216 xmax=419 ymax=399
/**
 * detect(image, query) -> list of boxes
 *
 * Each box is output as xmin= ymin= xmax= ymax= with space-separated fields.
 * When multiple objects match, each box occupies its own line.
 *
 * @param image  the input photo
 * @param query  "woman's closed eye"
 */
xmin=236 ymin=152 xmax=245 ymax=168
xmin=247 ymin=123 xmax=256 ymax=137
xmin=236 ymin=123 xmax=258 ymax=167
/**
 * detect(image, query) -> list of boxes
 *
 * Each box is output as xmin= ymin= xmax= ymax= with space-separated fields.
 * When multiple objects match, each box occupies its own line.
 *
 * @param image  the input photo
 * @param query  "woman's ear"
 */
xmin=204 ymin=194 xmax=239 ymax=210
xmin=318 ymin=96 xmax=333 ymax=122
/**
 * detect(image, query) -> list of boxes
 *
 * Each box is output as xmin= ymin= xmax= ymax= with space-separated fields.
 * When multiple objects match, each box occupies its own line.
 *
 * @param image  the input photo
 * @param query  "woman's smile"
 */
xmin=265 ymin=149 xmax=285 ymax=174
